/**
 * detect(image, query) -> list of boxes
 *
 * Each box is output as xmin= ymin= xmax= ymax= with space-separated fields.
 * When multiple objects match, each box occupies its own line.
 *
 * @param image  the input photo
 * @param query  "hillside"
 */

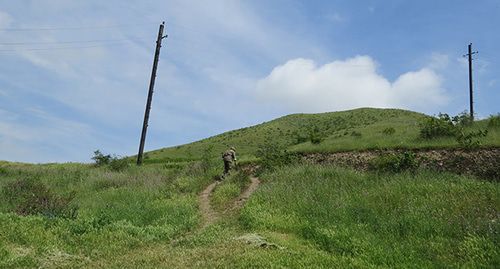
xmin=1 ymin=108 xmax=499 ymax=268
xmin=144 ymin=108 xmax=499 ymax=163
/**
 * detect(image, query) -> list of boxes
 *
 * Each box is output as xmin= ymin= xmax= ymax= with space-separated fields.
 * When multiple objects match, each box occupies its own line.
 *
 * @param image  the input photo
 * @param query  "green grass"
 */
xmin=241 ymin=164 xmax=500 ymax=268
xmin=211 ymin=171 xmax=250 ymax=210
xmin=145 ymin=108 xmax=500 ymax=162
xmin=1 ymin=160 xmax=499 ymax=267
xmin=0 ymin=162 xmax=212 ymax=268
xmin=1 ymin=107 xmax=500 ymax=268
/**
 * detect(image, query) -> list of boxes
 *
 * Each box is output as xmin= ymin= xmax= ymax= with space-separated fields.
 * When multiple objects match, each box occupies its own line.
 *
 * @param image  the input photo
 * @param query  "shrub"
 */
xmin=370 ymin=151 xmax=420 ymax=173
xmin=92 ymin=150 xmax=129 ymax=171
xmin=309 ymin=127 xmax=324 ymax=144
xmin=456 ymin=130 xmax=488 ymax=149
xmin=1 ymin=177 xmax=77 ymax=218
xmin=487 ymin=114 xmax=500 ymax=128
xmin=92 ymin=150 xmax=112 ymax=166
xmin=419 ymin=113 xmax=457 ymax=139
xmin=256 ymin=143 xmax=298 ymax=173
xmin=109 ymin=157 xmax=129 ymax=172
xmin=452 ymin=111 xmax=473 ymax=127
xmin=382 ymin=127 xmax=396 ymax=135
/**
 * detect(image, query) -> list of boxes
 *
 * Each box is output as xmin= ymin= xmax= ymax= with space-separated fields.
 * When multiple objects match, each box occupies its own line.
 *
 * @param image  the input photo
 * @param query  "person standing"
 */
xmin=222 ymin=147 xmax=236 ymax=178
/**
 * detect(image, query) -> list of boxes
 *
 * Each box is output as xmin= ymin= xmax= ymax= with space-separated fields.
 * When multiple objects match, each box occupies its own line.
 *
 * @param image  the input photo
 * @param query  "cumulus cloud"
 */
xmin=255 ymin=56 xmax=448 ymax=113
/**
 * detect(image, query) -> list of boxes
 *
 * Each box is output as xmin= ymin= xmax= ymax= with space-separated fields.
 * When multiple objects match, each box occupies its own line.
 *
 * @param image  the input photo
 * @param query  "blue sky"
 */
xmin=0 ymin=0 xmax=499 ymax=163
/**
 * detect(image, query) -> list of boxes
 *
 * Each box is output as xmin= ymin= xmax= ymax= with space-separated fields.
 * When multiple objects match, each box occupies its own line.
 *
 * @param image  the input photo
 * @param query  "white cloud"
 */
xmin=255 ymin=56 xmax=448 ymax=113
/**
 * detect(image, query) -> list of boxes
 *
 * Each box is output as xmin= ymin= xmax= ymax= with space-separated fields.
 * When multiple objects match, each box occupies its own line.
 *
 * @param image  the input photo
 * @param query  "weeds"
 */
xmin=370 ymin=151 xmax=420 ymax=173
xmin=1 ymin=177 xmax=77 ymax=218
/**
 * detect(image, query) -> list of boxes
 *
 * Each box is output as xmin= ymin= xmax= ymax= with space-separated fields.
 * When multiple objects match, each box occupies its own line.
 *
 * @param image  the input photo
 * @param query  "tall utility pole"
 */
xmin=464 ymin=43 xmax=478 ymax=121
xmin=137 ymin=22 xmax=167 ymax=165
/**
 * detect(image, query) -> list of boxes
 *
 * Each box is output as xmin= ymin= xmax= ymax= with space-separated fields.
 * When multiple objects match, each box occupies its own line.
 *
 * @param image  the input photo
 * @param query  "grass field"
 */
xmin=0 ymin=162 xmax=498 ymax=268
xmin=1 ymin=107 xmax=499 ymax=268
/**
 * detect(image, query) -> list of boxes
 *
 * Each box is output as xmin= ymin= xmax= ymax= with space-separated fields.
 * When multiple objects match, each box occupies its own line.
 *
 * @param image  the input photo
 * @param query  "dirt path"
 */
xmin=198 ymin=176 xmax=261 ymax=228
xmin=198 ymin=182 xmax=219 ymax=228
xmin=230 ymin=176 xmax=261 ymax=211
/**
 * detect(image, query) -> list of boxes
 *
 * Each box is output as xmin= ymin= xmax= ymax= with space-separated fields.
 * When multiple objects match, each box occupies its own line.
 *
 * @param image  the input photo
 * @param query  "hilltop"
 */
xmin=144 ymin=107 xmax=499 ymax=163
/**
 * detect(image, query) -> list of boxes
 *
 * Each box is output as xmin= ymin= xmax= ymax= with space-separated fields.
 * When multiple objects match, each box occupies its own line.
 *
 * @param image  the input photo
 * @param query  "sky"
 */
xmin=0 ymin=0 xmax=499 ymax=163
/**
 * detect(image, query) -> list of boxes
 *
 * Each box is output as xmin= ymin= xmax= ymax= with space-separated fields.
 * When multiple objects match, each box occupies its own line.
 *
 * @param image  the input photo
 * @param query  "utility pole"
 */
xmin=137 ymin=22 xmax=167 ymax=165
xmin=464 ymin=43 xmax=478 ymax=121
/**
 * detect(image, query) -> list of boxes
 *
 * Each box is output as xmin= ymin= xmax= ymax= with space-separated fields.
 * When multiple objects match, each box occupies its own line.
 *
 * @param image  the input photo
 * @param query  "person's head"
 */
xmin=230 ymin=146 xmax=235 ymax=151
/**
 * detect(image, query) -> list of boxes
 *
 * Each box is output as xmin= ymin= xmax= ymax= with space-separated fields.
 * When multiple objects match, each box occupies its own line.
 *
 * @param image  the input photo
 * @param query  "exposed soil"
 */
xmin=198 ymin=182 xmax=219 ymax=228
xmin=229 ymin=176 xmax=261 ymax=211
xmin=199 ymin=176 xmax=261 ymax=228
xmin=302 ymin=147 xmax=500 ymax=181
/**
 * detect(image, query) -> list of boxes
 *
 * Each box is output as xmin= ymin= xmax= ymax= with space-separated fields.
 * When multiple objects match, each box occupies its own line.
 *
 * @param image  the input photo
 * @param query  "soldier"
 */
xmin=221 ymin=147 xmax=237 ymax=178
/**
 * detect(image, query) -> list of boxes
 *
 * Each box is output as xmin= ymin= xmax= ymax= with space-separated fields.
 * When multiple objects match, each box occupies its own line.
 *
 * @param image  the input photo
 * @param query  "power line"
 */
xmin=0 ymin=42 xmax=140 ymax=52
xmin=1 ymin=22 xmax=157 ymax=32
xmin=0 ymin=37 xmax=149 ymax=46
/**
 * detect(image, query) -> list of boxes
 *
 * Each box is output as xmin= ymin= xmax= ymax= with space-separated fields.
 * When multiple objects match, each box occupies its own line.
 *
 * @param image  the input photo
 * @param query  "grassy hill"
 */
xmin=144 ymin=108 xmax=500 ymax=163
xmin=1 ymin=107 xmax=499 ymax=268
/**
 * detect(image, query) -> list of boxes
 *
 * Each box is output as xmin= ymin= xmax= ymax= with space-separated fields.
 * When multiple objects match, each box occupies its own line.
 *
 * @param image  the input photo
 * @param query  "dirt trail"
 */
xmin=230 ymin=176 xmax=261 ymax=211
xmin=198 ymin=176 xmax=261 ymax=228
xmin=198 ymin=182 xmax=219 ymax=228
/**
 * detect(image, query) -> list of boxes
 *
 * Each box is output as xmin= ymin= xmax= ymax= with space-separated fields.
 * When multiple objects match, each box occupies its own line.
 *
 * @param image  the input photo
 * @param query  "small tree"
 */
xmin=91 ymin=150 xmax=111 ymax=166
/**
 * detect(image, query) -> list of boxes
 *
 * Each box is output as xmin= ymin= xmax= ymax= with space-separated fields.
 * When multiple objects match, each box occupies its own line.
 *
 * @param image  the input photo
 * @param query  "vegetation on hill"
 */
xmin=1 ymin=108 xmax=499 ymax=267
xmin=145 ymin=108 xmax=500 ymax=163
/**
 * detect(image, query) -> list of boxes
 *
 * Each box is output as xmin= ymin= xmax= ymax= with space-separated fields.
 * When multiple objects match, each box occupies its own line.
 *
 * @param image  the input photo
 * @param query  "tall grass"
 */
xmin=0 ymin=161 xmax=215 ymax=268
xmin=241 ymin=164 xmax=499 ymax=268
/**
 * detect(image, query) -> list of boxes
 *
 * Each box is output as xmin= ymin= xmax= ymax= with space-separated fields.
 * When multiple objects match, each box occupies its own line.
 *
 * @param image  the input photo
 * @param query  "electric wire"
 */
xmin=0 ymin=37 xmax=150 ymax=46
xmin=1 ymin=22 xmax=158 ymax=32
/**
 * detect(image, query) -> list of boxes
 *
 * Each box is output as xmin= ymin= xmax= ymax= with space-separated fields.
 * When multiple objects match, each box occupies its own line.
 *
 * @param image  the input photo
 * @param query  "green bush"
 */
xmin=91 ymin=150 xmax=112 ymax=166
xmin=419 ymin=112 xmax=487 ymax=148
xmin=370 ymin=151 xmax=420 ymax=173
xmin=92 ymin=150 xmax=129 ymax=171
xmin=487 ymin=114 xmax=500 ymax=128
xmin=419 ymin=113 xmax=457 ymax=139
xmin=309 ymin=127 xmax=324 ymax=144
xmin=109 ymin=157 xmax=129 ymax=172
xmin=452 ymin=111 xmax=473 ymax=127
xmin=256 ymin=143 xmax=298 ymax=173
xmin=1 ymin=177 xmax=77 ymax=218
xmin=456 ymin=129 xmax=488 ymax=149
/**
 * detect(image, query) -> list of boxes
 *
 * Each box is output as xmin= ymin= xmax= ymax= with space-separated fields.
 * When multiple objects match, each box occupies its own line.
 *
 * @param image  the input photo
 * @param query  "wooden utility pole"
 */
xmin=464 ymin=43 xmax=478 ymax=121
xmin=137 ymin=22 xmax=167 ymax=165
